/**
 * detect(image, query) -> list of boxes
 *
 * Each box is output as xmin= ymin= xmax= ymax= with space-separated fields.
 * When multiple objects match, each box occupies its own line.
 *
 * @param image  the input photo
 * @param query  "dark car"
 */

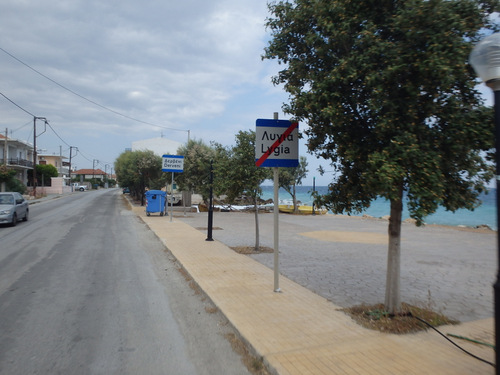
xmin=0 ymin=192 xmax=29 ymax=226
xmin=122 ymin=187 xmax=130 ymax=194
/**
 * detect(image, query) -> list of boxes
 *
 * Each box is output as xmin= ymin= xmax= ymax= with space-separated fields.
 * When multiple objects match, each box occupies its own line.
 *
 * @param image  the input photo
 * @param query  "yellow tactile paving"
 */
xmin=131 ymin=204 xmax=495 ymax=374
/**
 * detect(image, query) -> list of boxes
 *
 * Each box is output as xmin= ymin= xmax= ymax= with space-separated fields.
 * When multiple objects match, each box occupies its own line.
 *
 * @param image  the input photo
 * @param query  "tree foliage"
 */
xmin=175 ymin=139 xmax=216 ymax=203
xmin=28 ymin=164 xmax=59 ymax=186
xmin=0 ymin=165 xmax=25 ymax=193
xmin=0 ymin=165 xmax=16 ymax=183
xmin=264 ymin=0 xmax=497 ymax=313
xmin=215 ymin=130 xmax=270 ymax=203
xmin=215 ymin=130 xmax=271 ymax=250
xmin=114 ymin=150 xmax=165 ymax=203
xmin=36 ymin=164 xmax=59 ymax=186
xmin=278 ymin=155 xmax=308 ymax=213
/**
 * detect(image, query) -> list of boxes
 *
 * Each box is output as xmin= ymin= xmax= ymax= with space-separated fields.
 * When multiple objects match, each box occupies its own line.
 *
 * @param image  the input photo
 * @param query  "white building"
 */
xmin=0 ymin=134 xmax=34 ymax=186
xmin=132 ymin=137 xmax=183 ymax=157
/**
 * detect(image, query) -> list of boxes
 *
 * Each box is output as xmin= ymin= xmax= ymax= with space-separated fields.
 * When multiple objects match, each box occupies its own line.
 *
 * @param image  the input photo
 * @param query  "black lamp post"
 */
xmin=206 ymin=160 xmax=214 ymax=241
xmin=470 ymin=32 xmax=500 ymax=373
xmin=312 ymin=176 xmax=316 ymax=216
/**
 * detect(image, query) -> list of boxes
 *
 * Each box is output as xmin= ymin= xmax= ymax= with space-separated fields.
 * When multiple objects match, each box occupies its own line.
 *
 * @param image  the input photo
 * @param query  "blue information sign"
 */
xmin=162 ymin=155 xmax=184 ymax=172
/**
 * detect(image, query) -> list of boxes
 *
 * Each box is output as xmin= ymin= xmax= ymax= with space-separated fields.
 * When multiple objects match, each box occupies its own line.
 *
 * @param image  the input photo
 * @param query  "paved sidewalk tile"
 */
xmin=132 ymin=204 xmax=495 ymax=375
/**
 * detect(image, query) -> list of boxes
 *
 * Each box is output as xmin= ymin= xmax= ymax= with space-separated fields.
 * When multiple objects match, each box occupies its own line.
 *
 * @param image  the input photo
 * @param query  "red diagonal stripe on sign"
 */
xmin=255 ymin=122 xmax=298 ymax=167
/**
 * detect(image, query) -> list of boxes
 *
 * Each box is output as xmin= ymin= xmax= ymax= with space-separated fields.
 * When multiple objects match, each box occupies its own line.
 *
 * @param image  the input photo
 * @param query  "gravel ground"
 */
xmin=174 ymin=210 xmax=496 ymax=323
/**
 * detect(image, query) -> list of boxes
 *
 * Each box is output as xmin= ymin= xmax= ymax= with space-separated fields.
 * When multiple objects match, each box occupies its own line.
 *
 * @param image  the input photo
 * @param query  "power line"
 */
xmin=0 ymin=48 xmax=189 ymax=165
xmin=45 ymin=121 xmax=71 ymax=148
xmin=0 ymin=92 xmax=35 ymax=117
xmin=12 ymin=120 xmax=33 ymax=133
xmin=75 ymin=148 xmax=113 ymax=166
xmin=0 ymin=91 xmax=104 ymax=163
xmin=0 ymin=46 xmax=189 ymax=134
xmin=0 ymin=92 xmax=70 ymax=146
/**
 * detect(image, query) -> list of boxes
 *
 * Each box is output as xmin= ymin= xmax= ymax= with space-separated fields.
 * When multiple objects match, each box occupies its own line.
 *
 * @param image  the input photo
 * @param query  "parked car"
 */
xmin=122 ymin=187 xmax=130 ymax=194
xmin=72 ymin=183 xmax=88 ymax=191
xmin=0 ymin=192 xmax=29 ymax=226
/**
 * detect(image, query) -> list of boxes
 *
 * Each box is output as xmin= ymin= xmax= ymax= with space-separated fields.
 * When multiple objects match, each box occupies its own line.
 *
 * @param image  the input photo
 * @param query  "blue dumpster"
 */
xmin=145 ymin=190 xmax=167 ymax=216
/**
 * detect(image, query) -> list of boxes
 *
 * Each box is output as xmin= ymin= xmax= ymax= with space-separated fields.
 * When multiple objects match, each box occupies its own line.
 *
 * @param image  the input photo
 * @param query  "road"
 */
xmin=0 ymin=189 xmax=250 ymax=375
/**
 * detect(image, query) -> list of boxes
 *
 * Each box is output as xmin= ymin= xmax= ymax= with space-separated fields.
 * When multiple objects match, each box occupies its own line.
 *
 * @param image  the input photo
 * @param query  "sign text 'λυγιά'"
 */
xmin=260 ymin=130 xmax=295 ymax=143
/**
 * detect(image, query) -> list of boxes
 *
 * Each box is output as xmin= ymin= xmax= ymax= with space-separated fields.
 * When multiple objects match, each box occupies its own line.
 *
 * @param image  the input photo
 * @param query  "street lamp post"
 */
xmin=470 ymin=32 xmax=500 ymax=373
xmin=206 ymin=160 xmax=214 ymax=241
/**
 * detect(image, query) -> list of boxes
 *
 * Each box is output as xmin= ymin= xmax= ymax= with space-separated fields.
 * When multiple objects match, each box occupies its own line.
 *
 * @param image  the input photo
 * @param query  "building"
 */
xmin=73 ymin=168 xmax=107 ymax=181
xmin=0 ymin=134 xmax=34 ymax=186
xmin=38 ymin=154 xmax=70 ymax=177
xmin=132 ymin=137 xmax=183 ymax=157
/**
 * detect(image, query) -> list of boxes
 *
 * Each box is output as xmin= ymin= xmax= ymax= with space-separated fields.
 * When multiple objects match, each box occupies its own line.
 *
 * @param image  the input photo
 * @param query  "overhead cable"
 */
xmin=0 ymin=46 xmax=188 ymax=133
xmin=0 ymin=92 xmax=35 ymax=117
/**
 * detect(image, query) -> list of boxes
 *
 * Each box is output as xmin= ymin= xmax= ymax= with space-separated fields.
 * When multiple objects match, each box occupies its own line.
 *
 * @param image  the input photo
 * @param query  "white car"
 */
xmin=72 ymin=183 xmax=88 ymax=191
xmin=0 ymin=192 xmax=29 ymax=226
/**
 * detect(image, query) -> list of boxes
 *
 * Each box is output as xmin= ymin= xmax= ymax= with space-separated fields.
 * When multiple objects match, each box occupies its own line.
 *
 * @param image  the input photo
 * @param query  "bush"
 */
xmin=6 ymin=178 xmax=27 ymax=194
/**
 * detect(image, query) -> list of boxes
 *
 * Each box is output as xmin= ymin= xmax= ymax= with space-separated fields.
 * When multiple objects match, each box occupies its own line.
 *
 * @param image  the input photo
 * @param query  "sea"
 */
xmin=261 ymin=185 xmax=497 ymax=230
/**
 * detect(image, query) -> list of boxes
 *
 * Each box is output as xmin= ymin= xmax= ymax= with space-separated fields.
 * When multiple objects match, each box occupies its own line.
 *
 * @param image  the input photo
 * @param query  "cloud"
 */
xmin=0 ymin=0 xmax=338 ymax=186
xmin=0 ymin=0 xmax=291 ymax=171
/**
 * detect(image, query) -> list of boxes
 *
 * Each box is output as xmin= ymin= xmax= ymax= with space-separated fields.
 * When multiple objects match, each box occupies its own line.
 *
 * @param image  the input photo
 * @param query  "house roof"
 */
xmin=38 ymin=154 xmax=68 ymax=160
xmin=74 ymin=168 xmax=107 ymax=175
xmin=0 ymin=134 xmax=33 ymax=148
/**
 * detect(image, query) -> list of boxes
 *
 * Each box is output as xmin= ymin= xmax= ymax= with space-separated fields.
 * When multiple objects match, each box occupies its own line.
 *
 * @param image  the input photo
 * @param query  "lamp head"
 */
xmin=470 ymin=33 xmax=500 ymax=90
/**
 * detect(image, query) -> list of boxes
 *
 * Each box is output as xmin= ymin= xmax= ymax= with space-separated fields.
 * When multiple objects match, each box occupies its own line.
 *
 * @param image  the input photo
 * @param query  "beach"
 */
xmin=261 ymin=185 xmax=497 ymax=229
xmin=175 ymin=210 xmax=496 ymax=323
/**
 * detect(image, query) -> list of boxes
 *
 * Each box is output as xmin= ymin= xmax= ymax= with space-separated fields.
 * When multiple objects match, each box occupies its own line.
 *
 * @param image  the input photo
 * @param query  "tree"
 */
xmin=115 ymin=151 xmax=138 ymax=192
xmin=28 ymin=164 xmax=59 ymax=186
xmin=278 ymin=156 xmax=308 ymax=213
xmin=114 ymin=150 xmax=165 ymax=204
xmin=175 ymin=139 xmax=215 ymax=203
xmin=215 ymin=130 xmax=271 ymax=251
xmin=0 ymin=165 xmax=22 ymax=193
xmin=264 ymin=0 xmax=497 ymax=313
xmin=36 ymin=164 xmax=59 ymax=186
xmin=0 ymin=165 xmax=16 ymax=184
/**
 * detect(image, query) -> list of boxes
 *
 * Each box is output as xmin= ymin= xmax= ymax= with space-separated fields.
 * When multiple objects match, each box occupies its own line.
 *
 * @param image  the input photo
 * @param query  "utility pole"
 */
xmin=1 ymin=129 xmax=6 ymax=192
xmin=3 ymin=128 xmax=7 ymax=166
xmin=104 ymin=164 xmax=109 ymax=188
xmin=59 ymin=146 xmax=62 ymax=175
xmin=69 ymin=147 xmax=77 ymax=192
xmin=32 ymin=117 xmax=46 ymax=197
xmin=93 ymin=159 xmax=98 ymax=188
xmin=33 ymin=118 xmax=36 ymax=196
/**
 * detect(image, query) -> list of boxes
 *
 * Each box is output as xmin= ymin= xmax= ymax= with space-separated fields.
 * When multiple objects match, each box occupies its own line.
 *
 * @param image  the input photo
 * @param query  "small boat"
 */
xmin=278 ymin=204 xmax=327 ymax=215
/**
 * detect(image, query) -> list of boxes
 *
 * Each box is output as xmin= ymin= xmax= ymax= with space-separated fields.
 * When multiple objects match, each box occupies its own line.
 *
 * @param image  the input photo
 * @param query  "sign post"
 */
xmin=255 ymin=114 xmax=298 ymax=292
xmin=162 ymin=155 xmax=184 ymax=222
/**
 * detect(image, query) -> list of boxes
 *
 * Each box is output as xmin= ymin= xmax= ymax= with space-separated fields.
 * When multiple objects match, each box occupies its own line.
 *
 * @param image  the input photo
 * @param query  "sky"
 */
xmin=0 ymin=0 xmax=327 ymax=184
xmin=0 ymin=1 xmax=496 ymax=187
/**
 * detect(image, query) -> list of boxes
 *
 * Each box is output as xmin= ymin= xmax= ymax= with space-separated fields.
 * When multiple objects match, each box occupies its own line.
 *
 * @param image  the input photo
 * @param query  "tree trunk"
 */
xmin=292 ymin=184 xmax=299 ymax=214
xmin=140 ymin=176 xmax=145 ymax=206
xmin=385 ymin=185 xmax=403 ymax=314
xmin=254 ymin=196 xmax=260 ymax=251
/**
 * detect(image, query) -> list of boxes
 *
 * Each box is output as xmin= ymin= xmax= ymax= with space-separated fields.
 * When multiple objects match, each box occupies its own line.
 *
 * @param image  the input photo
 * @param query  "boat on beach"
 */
xmin=278 ymin=204 xmax=327 ymax=215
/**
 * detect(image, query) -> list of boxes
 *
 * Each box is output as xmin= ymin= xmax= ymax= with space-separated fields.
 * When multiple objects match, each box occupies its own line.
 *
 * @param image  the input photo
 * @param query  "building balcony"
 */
xmin=0 ymin=158 xmax=34 ymax=169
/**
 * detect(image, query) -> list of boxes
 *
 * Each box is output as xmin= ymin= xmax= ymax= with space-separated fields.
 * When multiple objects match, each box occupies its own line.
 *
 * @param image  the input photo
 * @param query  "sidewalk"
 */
xmin=131 ymin=203 xmax=495 ymax=374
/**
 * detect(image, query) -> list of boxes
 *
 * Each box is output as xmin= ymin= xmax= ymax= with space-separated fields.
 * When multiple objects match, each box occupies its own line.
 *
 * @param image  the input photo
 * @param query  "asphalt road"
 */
xmin=0 ymin=189 xmax=250 ymax=375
